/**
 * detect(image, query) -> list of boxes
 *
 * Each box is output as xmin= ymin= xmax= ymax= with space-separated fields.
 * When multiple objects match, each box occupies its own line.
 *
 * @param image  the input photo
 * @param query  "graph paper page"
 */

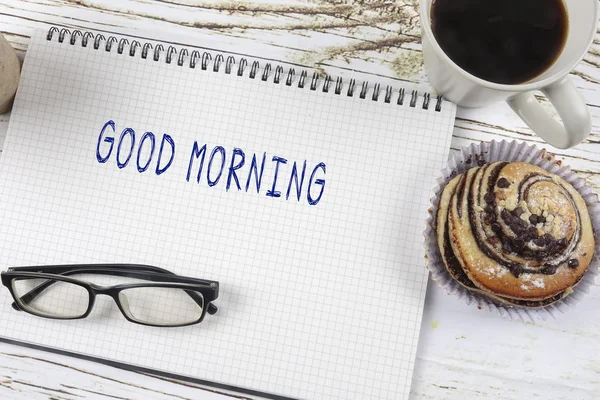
xmin=0 ymin=29 xmax=455 ymax=400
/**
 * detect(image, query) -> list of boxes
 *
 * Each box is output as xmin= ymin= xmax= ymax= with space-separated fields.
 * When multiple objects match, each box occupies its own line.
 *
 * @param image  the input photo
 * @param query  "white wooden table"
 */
xmin=0 ymin=1 xmax=599 ymax=399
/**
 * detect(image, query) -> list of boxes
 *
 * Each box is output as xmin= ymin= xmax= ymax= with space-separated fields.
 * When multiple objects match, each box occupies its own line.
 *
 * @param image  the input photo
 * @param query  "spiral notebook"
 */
xmin=0 ymin=27 xmax=456 ymax=399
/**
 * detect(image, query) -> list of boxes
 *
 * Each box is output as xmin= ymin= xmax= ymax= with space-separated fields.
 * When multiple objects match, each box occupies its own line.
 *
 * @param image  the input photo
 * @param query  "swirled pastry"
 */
xmin=437 ymin=161 xmax=594 ymax=307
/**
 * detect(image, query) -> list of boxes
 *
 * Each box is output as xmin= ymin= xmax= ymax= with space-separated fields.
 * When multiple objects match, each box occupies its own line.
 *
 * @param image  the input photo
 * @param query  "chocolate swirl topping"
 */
xmin=436 ymin=160 xmax=594 ymax=307
xmin=467 ymin=163 xmax=582 ymax=277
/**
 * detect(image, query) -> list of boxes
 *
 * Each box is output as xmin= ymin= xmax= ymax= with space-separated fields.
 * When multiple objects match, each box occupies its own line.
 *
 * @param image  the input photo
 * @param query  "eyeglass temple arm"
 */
xmin=12 ymin=268 xmax=217 ymax=315
xmin=9 ymin=264 xmax=218 ymax=287
xmin=13 ymin=279 xmax=56 ymax=309
xmin=9 ymin=264 xmax=211 ymax=280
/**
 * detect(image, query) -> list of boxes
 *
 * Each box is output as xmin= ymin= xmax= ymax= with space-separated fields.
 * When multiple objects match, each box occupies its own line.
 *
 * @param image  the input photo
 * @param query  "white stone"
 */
xmin=0 ymin=34 xmax=20 ymax=114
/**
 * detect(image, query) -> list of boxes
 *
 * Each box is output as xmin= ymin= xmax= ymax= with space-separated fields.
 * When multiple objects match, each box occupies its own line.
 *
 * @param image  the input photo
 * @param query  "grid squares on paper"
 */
xmin=0 ymin=29 xmax=456 ymax=400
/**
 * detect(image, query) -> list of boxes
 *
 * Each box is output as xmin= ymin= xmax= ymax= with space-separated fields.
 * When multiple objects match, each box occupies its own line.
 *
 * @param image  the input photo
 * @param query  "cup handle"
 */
xmin=507 ymin=76 xmax=591 ymax=149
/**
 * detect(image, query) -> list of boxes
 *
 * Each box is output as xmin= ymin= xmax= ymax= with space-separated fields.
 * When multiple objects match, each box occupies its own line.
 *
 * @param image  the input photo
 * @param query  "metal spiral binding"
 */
xmin=46 ymin=27 xmax=443 ymax=111
xmin=274 ymin=66 xmax=284 ymax=84
xmin=225 ymin=56 xmax=235 ymax=74
xmin=286 ymin=69 xmax=295 ymax=86
xmin=165 ymin=46 xmax=176 ymax=64
xmin=298 ymin=71 xmax=307 ymax=88
xmin=249 ymin=61 xmax=259 ymax=79
xmin=261 ymin=64 xmax=271 ymax=82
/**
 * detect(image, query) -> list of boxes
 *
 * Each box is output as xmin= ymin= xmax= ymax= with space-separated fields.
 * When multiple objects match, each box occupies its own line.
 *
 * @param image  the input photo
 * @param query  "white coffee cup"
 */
xmin=420 ymin=0 xmax=598 ymax=149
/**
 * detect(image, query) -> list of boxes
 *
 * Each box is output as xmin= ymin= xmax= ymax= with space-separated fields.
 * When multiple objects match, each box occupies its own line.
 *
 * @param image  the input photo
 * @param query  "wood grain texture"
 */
xmin=0 ymin=1 xmax=599 ymax=399
xmin=0 ymin=342 xmax=242 ymax=399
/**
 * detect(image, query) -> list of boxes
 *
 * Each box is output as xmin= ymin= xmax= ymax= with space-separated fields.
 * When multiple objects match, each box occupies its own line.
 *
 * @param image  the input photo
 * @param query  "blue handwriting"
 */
xmin=97 ymin=120 xmax=175 ymax=176
xmin=96 ymin=121 xmax=327 ymax=205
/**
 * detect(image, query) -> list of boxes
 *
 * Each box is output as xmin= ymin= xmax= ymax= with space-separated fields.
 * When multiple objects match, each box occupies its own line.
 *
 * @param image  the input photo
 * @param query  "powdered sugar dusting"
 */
xmin=485 ymin=264 xmax=509 ymax=278
xmin=532 ymin=278 xmax=545 ymax=288
xmin=519 ymin=273 xmax=546 ymax=290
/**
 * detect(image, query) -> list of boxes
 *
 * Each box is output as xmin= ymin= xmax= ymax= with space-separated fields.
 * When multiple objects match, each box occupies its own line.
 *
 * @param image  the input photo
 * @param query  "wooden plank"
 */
xmin=412 ymin=280 xmax=600 ymax=400
xmin=0 ymin=342 xmax=237 ymax=399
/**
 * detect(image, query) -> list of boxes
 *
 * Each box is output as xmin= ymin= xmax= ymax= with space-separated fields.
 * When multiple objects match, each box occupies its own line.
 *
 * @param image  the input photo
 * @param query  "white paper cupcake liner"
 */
xmin=424 ymin=140 xmax=600 ymax=322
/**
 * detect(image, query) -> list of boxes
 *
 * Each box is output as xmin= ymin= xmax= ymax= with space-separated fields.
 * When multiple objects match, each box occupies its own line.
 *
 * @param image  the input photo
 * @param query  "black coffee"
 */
xmin=431 ymin=0 xmax=568 ymax=84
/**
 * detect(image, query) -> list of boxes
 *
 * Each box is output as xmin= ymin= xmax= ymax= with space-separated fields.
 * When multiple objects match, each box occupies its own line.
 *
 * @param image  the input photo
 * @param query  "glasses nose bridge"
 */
xmin=89 ymin=283 xmax=117 ymax=297
xmin=89 ymin=284 xmax=132 ymax=317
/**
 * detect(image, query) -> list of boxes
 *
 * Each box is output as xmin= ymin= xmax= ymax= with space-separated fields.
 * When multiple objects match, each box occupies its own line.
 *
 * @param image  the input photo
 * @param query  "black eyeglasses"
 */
xmin=0 ymin=264 xmax=219 ymax=327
